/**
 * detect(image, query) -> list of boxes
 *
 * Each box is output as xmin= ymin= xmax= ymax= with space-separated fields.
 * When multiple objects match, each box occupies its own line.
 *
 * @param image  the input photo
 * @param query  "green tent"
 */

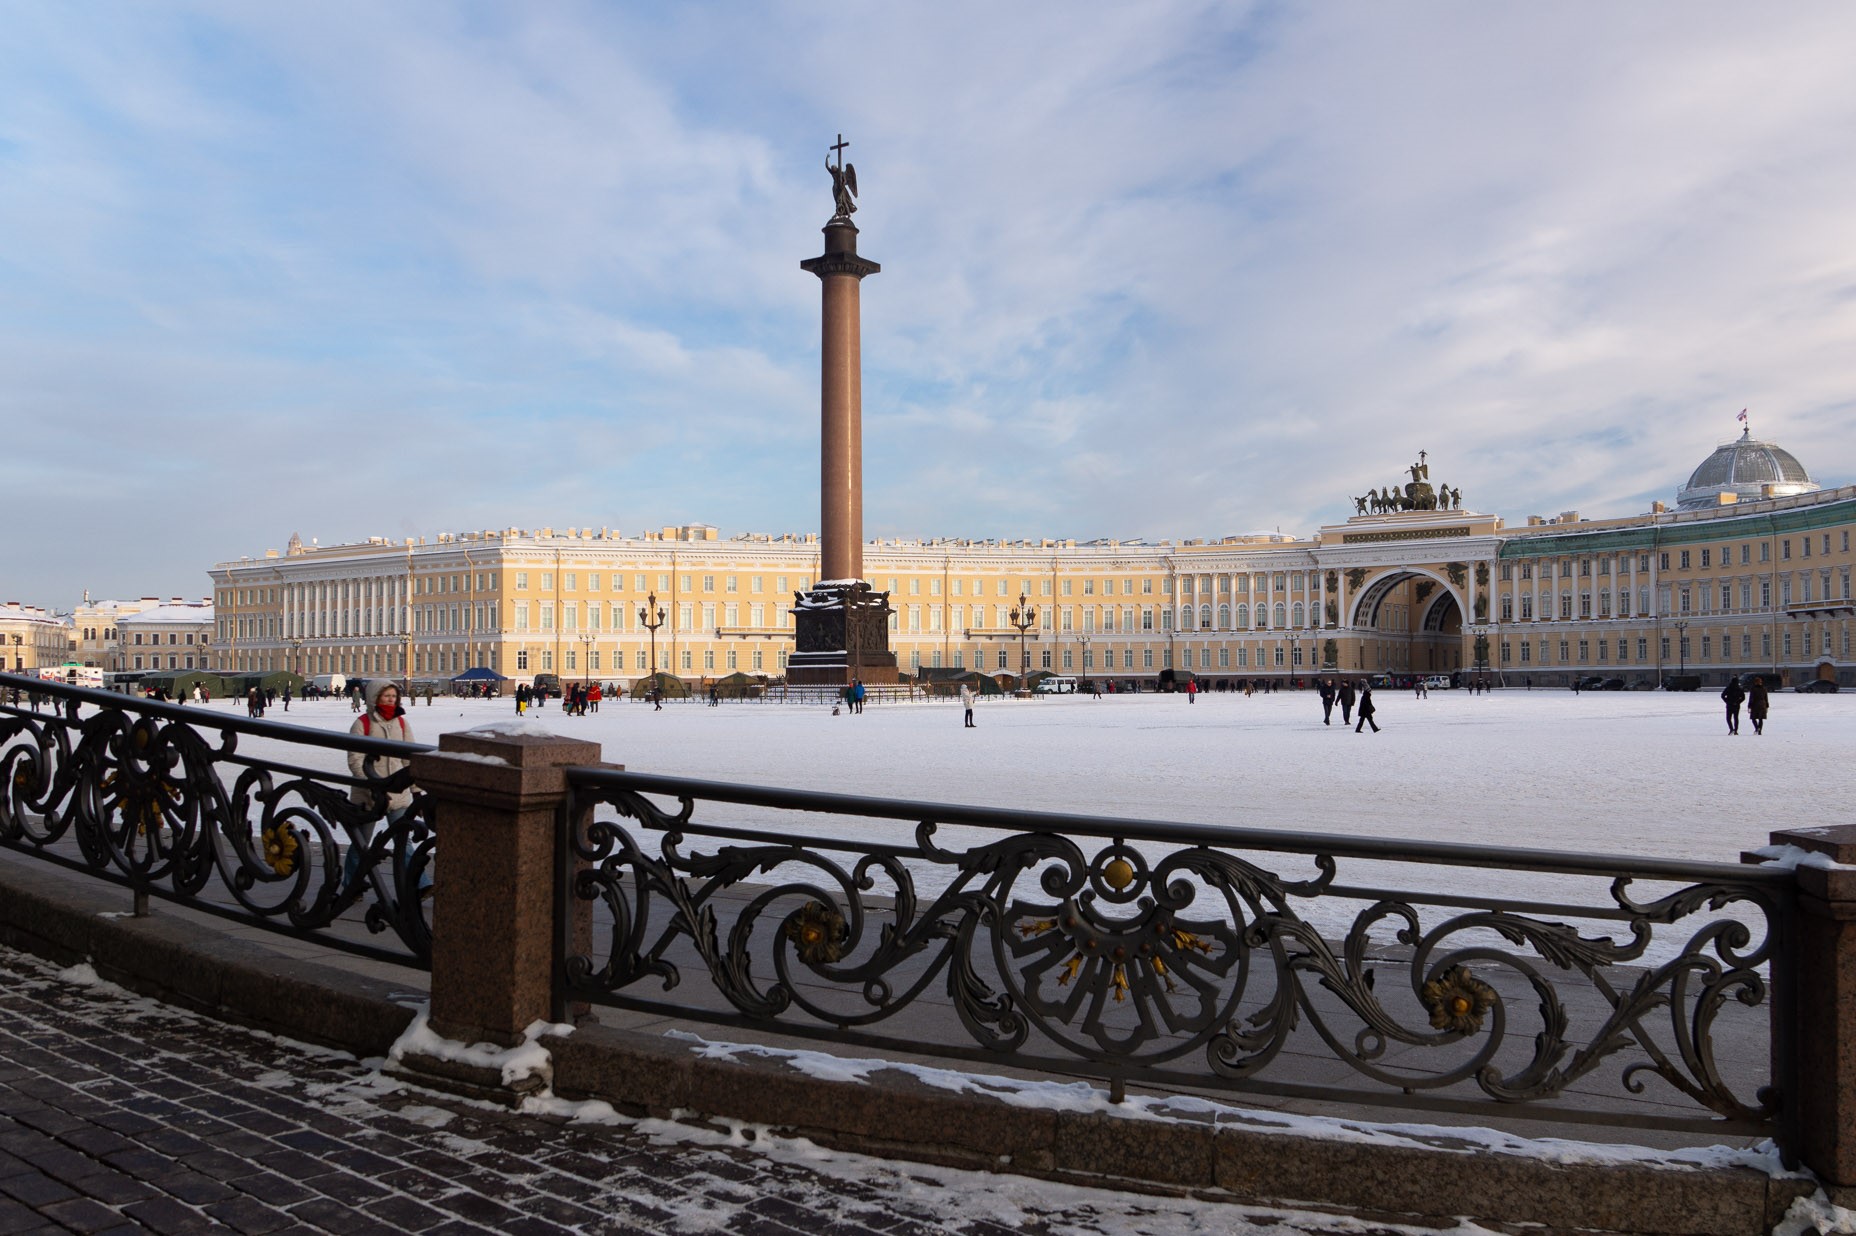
xmin=140 ymin=670 xmax=227 ymax=699
xmin=222 ymin=671 xmax=307 ymax=695
xmin=711 ymin=671 xmax=762 ymax=699
xmin=630 ymin=671 xmax=690 ymax=699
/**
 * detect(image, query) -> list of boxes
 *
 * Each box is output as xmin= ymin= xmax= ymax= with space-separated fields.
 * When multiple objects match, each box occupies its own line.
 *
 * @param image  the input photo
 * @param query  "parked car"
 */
xmin=1796 ymin=679 xmax=1840 ymax=693
xmin=1628 ymin=679 xmax=1658 ymax=690
xmin=1421 ymin=675 xmax=1453 ymax=690
xmin=1600 ymin=677 xmax=1626 ymax=690
xmin=1575 ymin=676 xmax=1606 ymax=691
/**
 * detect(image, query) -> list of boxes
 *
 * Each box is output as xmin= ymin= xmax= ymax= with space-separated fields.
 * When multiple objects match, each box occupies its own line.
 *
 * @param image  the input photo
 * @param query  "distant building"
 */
xmin=206 ymin=438 xmax=1852 ymax=691
xmin=0 ymin=602 xmax=75 ymax=673
xmin=117 ymin=602 xmax=214 ymax=673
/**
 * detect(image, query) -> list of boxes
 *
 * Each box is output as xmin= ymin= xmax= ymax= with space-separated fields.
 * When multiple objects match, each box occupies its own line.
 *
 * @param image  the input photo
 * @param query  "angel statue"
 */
xmin=829 ymin=155 xmax=858 ymax=218
xmin=1354 ymin=494 xmax=1368 ymax=515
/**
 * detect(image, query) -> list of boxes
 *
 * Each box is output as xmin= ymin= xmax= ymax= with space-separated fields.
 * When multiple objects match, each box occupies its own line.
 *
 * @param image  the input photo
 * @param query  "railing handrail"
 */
xmin=566 ymin=764 xmax=1788 ymax=886
xmin=0 ymin=672 xmax=436 ymax=760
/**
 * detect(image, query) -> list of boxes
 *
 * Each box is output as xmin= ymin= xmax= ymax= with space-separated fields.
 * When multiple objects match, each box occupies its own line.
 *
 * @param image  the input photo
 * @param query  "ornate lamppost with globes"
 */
xmin=578 ymin=632 xmax=595 ymax=687
xmin=639 ymin=592 xmax=667 ymax=693
xmin=1009 ymin=593 xmax=1038 ymax=697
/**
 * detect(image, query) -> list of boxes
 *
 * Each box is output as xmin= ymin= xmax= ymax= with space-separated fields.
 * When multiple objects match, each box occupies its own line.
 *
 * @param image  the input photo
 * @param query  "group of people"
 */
xmin=1720 ymin=676 xmax=1771 ymax=736
xmin=556 ymin=682 xmax=602 ymax=716
xmin=1316 ymin=678 xmax=1380 ymax=733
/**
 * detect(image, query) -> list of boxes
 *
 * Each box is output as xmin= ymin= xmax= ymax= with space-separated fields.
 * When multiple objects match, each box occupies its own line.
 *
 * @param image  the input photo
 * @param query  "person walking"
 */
xmin=1721 ymin=676 xmax=1745 ymax=735
xmin=960 ymin=683 xmax=976 ymax=728
xmin=852 ymin=679 xmax=866 ymax=714
xmin=1747 ymin=676 xmax=1769 ymax=735
xmin=282 ymin=685 xmax=292 ymax=712
xmin=1354 ymin=683 xmax=1379 ymax=733
xmin=1185 ymin=679 xmax=1198 ymax=704
xmin=1338 ymin=679 xmax=1356 ymax=726
xmin=1318 ymin=679 xmax=1335 ymax=725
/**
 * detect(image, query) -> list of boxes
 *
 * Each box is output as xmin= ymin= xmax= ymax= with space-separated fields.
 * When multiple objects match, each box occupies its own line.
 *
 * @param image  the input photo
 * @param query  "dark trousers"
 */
xmin=1321 ymin=700 xmax=1333 ymax=724
xmin=1355 ymin=713 xmax=1378 ymax=733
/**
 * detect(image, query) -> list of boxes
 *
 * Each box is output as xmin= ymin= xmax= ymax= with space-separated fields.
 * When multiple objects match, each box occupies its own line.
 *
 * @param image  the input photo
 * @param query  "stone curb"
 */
xmin=0 ymin=856 xmax=1818 ymax=1234
xmin=0 ymin=858 xmax=416 ymax=1058
xmin=541 ymin=1021 xmax=1814 ymax=1235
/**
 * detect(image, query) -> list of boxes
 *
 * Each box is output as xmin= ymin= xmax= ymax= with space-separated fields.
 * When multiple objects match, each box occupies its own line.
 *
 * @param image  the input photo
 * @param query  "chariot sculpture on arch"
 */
xmin=1351 ymin=450 xmax=1463 ymax=514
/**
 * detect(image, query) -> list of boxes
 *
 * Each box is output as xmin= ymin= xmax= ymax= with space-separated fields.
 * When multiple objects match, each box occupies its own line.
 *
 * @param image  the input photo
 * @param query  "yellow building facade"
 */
xmin=206 ymin=447 xmax=1854 ymax=692
xmin=0 ymin=602 xmax=75 ymax=674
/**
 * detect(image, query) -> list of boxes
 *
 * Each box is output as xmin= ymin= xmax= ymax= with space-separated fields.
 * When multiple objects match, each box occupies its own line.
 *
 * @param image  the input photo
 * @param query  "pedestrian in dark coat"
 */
xmin=1721 ymin=677 xmax=1745 ymax=735
xmin=1318 ymin=679 xmax=1335 ymax=725
xmin=1747 ymin=677 xmax=1769 ymax=735
xmin=1338 ymin=680 xmax=1356 ymax=725
xmin=1354 ymin=684 xmax=1379 ymax=733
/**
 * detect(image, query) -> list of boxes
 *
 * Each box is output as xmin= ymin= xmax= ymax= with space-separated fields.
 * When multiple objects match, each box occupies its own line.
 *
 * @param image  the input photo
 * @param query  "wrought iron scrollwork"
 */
xmin=561 ymin=770 xmax=1785 ymax=1132
xmin=0 ymin=680 xmax=434 ymax=965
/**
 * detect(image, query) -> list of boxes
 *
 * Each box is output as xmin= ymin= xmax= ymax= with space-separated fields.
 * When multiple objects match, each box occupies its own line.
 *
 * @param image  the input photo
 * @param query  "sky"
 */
xmin=4 ymin=2 xmax=1855 ymax=607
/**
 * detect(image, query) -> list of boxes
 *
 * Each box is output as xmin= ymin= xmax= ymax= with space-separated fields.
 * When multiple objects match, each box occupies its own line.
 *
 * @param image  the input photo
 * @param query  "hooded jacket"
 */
xmin=348 ymin=679 xmax=416 ymax=812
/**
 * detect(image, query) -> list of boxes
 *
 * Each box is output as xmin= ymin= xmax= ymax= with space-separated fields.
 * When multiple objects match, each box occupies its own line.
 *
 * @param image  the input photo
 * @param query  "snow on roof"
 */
xmin=121 ymin=604 xmax=214 ymax=624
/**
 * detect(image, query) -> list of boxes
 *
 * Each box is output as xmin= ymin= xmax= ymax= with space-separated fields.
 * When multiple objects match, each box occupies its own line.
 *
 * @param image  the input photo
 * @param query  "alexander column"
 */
xmin=788 ymin=135 xmax=898 ymax=685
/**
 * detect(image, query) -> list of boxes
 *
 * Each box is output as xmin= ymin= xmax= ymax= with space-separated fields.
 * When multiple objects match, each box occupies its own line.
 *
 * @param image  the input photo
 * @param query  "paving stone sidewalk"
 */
xmin=0 ymin=946 xmax=1454 ymax=1236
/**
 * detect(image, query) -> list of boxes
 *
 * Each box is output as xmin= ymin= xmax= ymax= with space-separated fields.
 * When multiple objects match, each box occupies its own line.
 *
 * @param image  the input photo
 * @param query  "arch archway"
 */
xmin=1349 ymin=569 xmax=1465 ymax=675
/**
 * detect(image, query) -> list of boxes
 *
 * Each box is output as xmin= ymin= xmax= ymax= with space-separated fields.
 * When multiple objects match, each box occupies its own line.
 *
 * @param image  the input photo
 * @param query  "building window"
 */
xmin=517 ymin=649 xmax=529 ymax=670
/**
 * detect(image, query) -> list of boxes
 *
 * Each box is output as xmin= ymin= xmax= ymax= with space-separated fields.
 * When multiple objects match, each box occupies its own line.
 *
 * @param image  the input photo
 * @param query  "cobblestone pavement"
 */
xmin=0 ymin=947 xmax=1466 ymax=1236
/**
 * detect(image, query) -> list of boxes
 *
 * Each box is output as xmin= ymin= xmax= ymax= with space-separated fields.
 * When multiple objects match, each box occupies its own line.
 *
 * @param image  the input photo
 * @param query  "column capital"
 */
xmin=801 ymin=253 xmax=881 ymax=280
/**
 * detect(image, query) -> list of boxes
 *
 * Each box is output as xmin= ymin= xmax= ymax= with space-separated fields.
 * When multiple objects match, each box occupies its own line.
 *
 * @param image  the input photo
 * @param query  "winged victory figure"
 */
xmin=829 ymin=158 xmax=858 ymax=218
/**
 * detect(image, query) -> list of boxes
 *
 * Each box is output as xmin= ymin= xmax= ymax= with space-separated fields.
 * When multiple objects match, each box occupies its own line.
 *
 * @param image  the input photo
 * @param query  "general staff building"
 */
xmin=208 ymin=436 xmax=1852 ymax=690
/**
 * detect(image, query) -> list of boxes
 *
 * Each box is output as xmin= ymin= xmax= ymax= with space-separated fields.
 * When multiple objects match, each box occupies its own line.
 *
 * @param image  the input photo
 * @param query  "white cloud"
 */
xmin=3 ymin=1 xmax=1854 ymax=601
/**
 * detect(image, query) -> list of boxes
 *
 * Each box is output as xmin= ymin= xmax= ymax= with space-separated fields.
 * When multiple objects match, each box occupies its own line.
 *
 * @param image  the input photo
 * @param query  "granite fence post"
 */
xmin=407 ymin=729 xmax=604 ymax=1051
xmin=1762 ymin=824 xmax=1856 ymax=1191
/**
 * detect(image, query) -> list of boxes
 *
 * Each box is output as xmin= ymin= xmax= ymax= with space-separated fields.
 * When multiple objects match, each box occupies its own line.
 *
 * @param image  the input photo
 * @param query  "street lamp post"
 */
xmin=578 ymin=632 xmax=595 ymax=687
xmin=639 ymin=591 xmax=667 ymax=693
xmin=1080 ymin=634 xmax=1090 ymax=688
xmin=1008 ymin=592 xmax=1038 ymax=696
xmin=1675 ymin=619 xmax=1689 ymax=678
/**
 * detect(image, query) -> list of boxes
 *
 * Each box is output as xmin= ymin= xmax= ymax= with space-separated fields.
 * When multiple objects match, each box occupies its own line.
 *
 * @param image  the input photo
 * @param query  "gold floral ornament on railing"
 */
xmin=1421 ymin=964 xmax=1497 ymax=1034
xmin=261 ymin=824 xmax=299 ymax=877
xmin=1018 ymin=913 xmax=1217 ymax=1002
xmin=783 ymin=900 xmax=848 ymax=965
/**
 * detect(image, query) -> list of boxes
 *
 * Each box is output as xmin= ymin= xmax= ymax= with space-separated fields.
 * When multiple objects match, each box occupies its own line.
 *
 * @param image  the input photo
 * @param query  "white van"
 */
xmin=1422 ymin=675 xmax=1454 ymax=690
xmin=1034 ymin=676 xmax=1079 ymax=694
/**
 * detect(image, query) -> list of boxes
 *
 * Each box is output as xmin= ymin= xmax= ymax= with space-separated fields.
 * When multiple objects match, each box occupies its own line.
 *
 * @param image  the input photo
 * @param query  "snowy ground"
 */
xmin=222 ymin=685 xmax=1842 ymax=865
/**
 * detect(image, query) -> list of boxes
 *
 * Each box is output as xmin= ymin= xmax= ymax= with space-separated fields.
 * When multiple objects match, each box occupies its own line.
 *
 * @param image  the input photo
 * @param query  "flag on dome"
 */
xmin=1737 ymin=409 xmax=1748 ymax=424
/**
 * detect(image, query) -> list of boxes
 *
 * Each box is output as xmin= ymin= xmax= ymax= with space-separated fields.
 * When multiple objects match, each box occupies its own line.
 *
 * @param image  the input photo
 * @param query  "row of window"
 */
xmin=1502 ymin=530 xmax=1853 ymax=582
xmin=127 ymin=631 xmax=205 ymax=646
xmin=1498 ymin=626 xmax=1849 ymax=664
xmin=1501 ymin=571 xmax=1853 ymax=620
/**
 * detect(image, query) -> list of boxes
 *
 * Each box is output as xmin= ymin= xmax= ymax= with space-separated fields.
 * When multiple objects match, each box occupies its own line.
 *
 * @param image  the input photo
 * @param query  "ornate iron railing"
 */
xmin=0 ymin=674 xmax=436 ymax=967
xmin=559 ymin=768 xmax=1792 ymax=1134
